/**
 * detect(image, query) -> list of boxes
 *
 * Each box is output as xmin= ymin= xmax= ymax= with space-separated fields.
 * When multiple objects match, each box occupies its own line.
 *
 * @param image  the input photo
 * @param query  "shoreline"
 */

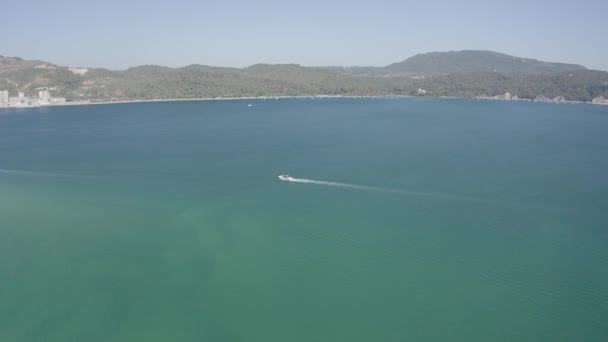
xmin=1 ymin=94 xmax=607 ymax=110
xmin=0 ymin=95 xmax=408 ymax=110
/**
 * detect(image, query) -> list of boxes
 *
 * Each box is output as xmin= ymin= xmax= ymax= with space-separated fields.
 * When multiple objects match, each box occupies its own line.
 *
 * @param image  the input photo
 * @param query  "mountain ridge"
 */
xmin=385 ymin=50 xmax=586 ymax=76
xmin=1 ymin=51 xmax=607 ymax=104
xmin=322 ymin=50 xmax=587 ymax=77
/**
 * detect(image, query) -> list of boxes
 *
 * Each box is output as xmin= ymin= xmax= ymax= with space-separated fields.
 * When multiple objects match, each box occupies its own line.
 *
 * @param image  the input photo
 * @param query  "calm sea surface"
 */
xmin=1 ymin=98 xmax=607 ymax=341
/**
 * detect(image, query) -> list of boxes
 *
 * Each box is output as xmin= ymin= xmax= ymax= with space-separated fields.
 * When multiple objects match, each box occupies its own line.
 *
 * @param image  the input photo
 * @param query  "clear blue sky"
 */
xmin=2 ymin=0 xmax=607 ymax=70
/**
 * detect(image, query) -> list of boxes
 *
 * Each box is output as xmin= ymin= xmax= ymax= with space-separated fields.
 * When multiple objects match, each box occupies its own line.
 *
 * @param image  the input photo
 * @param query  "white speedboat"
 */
xmin=278 ymin=175 xmax=295 ymax=182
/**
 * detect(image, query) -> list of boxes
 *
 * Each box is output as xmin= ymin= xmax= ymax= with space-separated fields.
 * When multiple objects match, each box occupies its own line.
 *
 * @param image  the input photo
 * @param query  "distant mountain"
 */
xmin=324 ymin=50 xmax=587 ymax=77
xmin=1 ymin=52 xmax=607 ymax=103
xmin=385 ymin=50 xmax=586 ymax=76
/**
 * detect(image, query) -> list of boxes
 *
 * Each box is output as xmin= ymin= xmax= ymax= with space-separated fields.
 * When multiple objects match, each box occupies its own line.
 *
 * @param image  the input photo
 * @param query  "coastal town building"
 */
xmin=8 ymin=96 xmax=23 ymax=106
xmin=0 ymin=89 xmax=66 ymax=108
xmin=0 ymin=90 xmax=8 ymax=106
xmin=39 ymin=89 xmax=51 ymax=103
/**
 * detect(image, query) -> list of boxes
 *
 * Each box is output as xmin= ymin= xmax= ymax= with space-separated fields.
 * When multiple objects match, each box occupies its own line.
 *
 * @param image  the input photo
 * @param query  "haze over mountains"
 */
xmin=1 ymin=50 xmax=607 ymax=104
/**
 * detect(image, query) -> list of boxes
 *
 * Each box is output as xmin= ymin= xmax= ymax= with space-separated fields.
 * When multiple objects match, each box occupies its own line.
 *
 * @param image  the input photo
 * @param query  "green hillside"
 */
xmin=324 ymin=50 xmax=587 ymax=77
xmin=1 ymin=53 xmax=606 ymax=103
xmin=385 ymin=50 xmax=586 ymax=76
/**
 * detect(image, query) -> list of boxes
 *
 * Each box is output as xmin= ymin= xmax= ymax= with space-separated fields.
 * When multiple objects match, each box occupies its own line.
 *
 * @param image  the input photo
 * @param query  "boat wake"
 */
xmin=283 ymin=176 xmax=396 ymax=193
xmin=278 ymin=174 xmax=504 ymax=204
xmin=0 ymin=168 xmax=118 ymax=181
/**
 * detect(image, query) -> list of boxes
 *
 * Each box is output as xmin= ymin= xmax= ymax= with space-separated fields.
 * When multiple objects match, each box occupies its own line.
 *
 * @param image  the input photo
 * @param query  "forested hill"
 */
xmin=323 ymin=50 xmax=587 ymax=77
xmin=384 ymin=50 xmax=586 ymax=76
xmin=0 ymin=56 xmax=385 ymax=100
xmin=1 ymin=52 xmax=607 ymax=103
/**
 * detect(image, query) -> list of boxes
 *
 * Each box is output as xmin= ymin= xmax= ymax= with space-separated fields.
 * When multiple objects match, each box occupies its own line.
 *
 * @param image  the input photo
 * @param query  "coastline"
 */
xmin=1 ymin=94 xmax=607 ymax=110
xmin=0 ymin=95 xmax=410 ymax=110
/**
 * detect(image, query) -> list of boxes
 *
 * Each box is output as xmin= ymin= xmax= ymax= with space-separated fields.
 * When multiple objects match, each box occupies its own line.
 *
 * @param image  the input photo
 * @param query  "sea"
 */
xmin=1 ymin=98 xmax=607 ymax=341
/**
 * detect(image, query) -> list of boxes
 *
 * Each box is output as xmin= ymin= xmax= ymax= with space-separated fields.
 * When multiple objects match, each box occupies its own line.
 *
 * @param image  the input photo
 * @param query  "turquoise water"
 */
xmin=1 ymin=98 xmax=607 ymax=341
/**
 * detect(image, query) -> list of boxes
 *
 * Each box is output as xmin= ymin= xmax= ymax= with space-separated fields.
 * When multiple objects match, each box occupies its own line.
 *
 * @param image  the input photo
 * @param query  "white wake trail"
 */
xmin=284 ymin=176 xmax=504 ymax=204
xmin=287 ymin=177 xmax=398 ymax=193
xmin=0 ymin=168 xmax=77 ymax=178
xmin=0 ymin=168 xmax=117 ymax=181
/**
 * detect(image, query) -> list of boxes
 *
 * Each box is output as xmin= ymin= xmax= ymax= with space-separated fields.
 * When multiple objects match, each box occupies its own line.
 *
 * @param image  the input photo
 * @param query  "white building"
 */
xmin=39 ymin=89 xmax=51 ymax=103
xmin=0 ymin=90 xmax=8 ymax=106
xmin=9 ymin=97 xmax=23 ymax=107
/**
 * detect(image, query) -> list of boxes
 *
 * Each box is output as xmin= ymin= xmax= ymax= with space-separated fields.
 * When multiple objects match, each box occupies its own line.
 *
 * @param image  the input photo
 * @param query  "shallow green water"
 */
xmin=1 ymin=98 xmax=607 ymax=341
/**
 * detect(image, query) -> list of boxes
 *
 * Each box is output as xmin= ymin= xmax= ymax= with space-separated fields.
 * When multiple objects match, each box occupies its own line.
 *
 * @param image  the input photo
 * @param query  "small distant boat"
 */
xmin=278 ymin=175 xmax=295 ymax=182
xmin=248 ymin=104 xmax=253 ymax=107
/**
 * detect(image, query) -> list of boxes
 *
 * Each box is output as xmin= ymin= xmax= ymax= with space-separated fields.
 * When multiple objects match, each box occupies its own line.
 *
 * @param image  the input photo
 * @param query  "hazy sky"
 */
xmin=3 ymin=0 xmax=607 ymax=70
